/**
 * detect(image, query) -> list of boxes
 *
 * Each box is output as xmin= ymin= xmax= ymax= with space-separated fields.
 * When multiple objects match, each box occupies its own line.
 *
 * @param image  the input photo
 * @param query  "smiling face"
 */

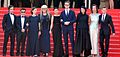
xmin=102 ymin=7 xmax=107 ymax=14
xmin=42 ymin=8 xmax=47 ymax=13
xmin=92 ymin=6 xmax=97 ymax=13
xmin=54 ymin=9 xmax=58 ymax=14
xmin=21 ymin=10 xmax=26 ymax=16
xmin=32 ymin=8 xmax=37 ymax=15
xmin=9 ymin=7 xmax=14 ymax=14
xmin=64 ymin=2 xmax=70 ymax=9
xmin=81 ymin=8 xmax=85 ymax=14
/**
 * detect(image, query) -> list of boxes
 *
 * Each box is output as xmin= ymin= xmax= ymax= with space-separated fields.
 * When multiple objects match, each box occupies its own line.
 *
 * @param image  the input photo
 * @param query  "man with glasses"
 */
xmin=60 ymin=1 xmax=76 ymax=57
xmin=16 ymin=8 xmax=28 ymax=56
xmin=2 ymin=5 xmax=16 ymax=56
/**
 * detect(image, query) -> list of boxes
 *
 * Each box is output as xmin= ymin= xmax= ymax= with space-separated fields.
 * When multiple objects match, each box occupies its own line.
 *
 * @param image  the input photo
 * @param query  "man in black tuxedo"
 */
xmin=16 ymin=8 xmax=28 ymax=56
xmin=2 ymin=5 xmax=16 ymax=56
xmin=99 ymin=7 xmax=115 ymax=57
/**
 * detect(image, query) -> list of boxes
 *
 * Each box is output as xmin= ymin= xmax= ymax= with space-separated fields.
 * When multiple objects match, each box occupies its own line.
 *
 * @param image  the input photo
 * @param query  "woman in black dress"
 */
xmin=51 ymin=8 xmax=64 ymax=57
xmin=26 ymin=7 xmax=39 ymax=56
xmin=38 ymin=5 xmax=51 ymax=56
xmin=74 ymin=6 xmax=91 ymax=57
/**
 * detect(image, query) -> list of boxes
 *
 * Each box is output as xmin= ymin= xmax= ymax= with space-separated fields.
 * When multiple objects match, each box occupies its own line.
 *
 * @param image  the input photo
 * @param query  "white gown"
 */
xmin=89 ymin=13 xmax=100 ymax=55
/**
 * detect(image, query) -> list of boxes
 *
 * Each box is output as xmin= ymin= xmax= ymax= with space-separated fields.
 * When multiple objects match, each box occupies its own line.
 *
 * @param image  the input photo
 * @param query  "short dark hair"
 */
xmin=31 ymin=7 xmax=36 ymax=14
xmin=64 ymin=0 xmax=70 ymax=4
xmin=20 ymin=8 xmax=26 ymax=11
xmin=91 ymin=4 xmax=98 ymax=13
xmin=8 ymin=5 xmax=14 ymax=10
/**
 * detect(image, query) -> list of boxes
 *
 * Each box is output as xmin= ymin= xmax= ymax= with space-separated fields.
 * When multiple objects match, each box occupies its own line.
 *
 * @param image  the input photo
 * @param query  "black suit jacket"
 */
xmin=2 ymin=13 xmax=16 ymax=32
xmin=16 ymin=16 xmax=28 ymax=32
xmin=99 ymin=14 xmax=115 ymax=35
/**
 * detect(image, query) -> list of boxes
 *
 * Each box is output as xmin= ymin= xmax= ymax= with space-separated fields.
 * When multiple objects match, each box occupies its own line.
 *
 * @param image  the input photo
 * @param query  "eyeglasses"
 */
xmin=21 ymin=11 xmax=25 ymax=13
xmin=65 ymin=4 xmax=69 ymax=6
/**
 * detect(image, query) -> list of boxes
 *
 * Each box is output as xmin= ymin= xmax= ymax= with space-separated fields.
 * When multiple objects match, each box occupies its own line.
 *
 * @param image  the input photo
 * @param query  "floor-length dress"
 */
xmin=26 ymin=16 xmax=39 ymax=56
xmin=52 ymin=16 xmax=64 ymax=57
xmin=39 ymin=14 xmax=50 ymax=53
xmin=89 ymin=13 xmax=100 ymax=55
xmin=74 ymin=13 xmax=91 ymax=55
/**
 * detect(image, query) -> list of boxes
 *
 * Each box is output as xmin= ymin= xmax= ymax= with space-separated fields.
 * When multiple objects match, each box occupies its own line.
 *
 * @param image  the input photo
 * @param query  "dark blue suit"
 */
xmin=2 ymin=13 xmax=16 ymax=56
xmin=99 ymin=14 xmax=115 ymax=56
xmin=16 ymin=16 xmax=28 ymax=56
xmin=60 ymin=10 xmax=76 ymax=55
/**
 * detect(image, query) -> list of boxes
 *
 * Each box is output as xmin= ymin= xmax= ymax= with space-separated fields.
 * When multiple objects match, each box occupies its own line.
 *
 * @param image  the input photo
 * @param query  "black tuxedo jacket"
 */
xmin=99 ymin=14 xmax=115 ymax=35
xmin=2 ymin=13 xmax=16 ymax=32
xmin=16 ymin=16 xmax=28 ymax=32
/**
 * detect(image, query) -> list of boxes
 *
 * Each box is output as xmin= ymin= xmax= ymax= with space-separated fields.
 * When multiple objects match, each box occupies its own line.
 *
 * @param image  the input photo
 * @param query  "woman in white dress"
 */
xmin=89 ymin=4 xmax=100 ymax=57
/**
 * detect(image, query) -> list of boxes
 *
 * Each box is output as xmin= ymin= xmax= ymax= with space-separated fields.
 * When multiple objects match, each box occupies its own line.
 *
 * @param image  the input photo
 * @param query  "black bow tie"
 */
xmin=21 ymin=16 xmax=25 ymax=18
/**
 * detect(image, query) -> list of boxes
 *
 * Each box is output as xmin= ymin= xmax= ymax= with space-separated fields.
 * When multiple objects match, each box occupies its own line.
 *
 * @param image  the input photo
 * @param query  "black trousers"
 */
xmin=69 ymin=0 xmax=74 ymax=8
xmin=33 ymin=0 xmax=46 ymax=8
xmin=16 ymin=31 xmax=26 ymax=55
xmin=21 ymin=0 xmax=31 ymax=7
xmin=63 ymin=29 xmax=74 ymax=55
xmin=1 ymin=0 xmax=4 ymax=7
xmin=3 ymin=30 xmax=15 ymax=56
xmin=100 ymin=29 xmax=110 ymax=55
xmin=114 ymin=0 xmax=120 ymax=9
xmin=53 ymin=0 xmax=65 ymax=8
xmin=75 ymin=0 xmax=84 ymax=8
xmin=48 ymin=0 xmax=52 ymax=8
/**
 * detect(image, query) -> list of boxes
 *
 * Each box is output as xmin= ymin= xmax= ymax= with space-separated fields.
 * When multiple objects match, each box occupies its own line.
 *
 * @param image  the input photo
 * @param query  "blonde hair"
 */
xmin=40 ymin=5 xmax=51 ymax=18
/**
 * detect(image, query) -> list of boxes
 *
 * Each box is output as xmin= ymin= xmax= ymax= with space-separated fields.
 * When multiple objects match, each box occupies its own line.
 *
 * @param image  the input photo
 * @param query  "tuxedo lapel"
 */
xmin=8 ymin=14 xmax=13 ymax=25
xmin=104 ymin=14 xmax=108 ymax=22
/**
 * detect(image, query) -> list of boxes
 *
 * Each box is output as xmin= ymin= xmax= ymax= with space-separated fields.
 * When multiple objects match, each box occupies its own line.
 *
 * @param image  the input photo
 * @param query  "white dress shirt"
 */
xmin=9 ymin=14 xmax=14 ymax=24
xmin=102 ymin=14 xmax=106 ymax=21
xmin=65 ymin=9 xmax=70 ymax=16
xmin=21 ymin=16 xmax=25 ymax=29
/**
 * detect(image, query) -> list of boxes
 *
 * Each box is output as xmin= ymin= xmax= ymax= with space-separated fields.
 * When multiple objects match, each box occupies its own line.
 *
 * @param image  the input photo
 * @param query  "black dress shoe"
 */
xmin=16 ymin=52 xmax=20 ymax=56
xmin=3 ymin=54 xmax=6 ymax=56
xmin=21 ymin=52 xmax=24 ymax=56
xmin=10 ymin=54 xmax=14 ymax=56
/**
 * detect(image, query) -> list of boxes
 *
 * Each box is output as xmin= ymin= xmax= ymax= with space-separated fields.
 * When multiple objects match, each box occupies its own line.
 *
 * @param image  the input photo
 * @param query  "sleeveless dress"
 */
xmin=52 ymin=16 xmax=64 ymax=57
xmin=89 ymin=13 xmax=100 ymax=55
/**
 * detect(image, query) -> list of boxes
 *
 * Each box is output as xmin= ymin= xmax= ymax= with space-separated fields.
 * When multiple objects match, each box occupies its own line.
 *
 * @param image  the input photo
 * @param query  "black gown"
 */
xmin=39 ymin=14 xmax=51 ymax=53
xmin=74 ymin=13 xmax=91 ymax=55
xmin=26 ymin=16 xmax=39 ymax=56
xmin=52 ymin=16 xmax=64 ymax=57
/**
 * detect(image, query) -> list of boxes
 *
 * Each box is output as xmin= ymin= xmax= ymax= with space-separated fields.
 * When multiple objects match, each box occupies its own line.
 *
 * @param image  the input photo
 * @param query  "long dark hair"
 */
xmin=80 ymin=6 xmax=87 ymax=15
xmin=91 ymin=4 xmax=98 ymax=13
xmin=31 ymin=7 xmax=36 ymax=14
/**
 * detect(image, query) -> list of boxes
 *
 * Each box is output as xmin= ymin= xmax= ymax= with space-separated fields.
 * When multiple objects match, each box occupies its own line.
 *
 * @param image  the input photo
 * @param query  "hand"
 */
xmin=38 ymin=31 xmax=41 ymax=36
xmin=49 ymin=30 xmax=52 ymax=33
xmin=21 ymin=29 xmax=25 ymax=32
xmin=61 ymin=19 xmax=63 ymax=22
xmin=112 ymin=33 xmax=115 ymax=36
xmin=26 ymin=23 xmax=29 ymax=26
xmin=64 ymin=22 xmax=70 ymax=25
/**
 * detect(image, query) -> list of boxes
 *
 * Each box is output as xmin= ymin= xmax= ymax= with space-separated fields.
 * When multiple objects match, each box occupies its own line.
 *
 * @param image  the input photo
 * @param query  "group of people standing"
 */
xmin=2 ymin=1 xmax=115 ymax=57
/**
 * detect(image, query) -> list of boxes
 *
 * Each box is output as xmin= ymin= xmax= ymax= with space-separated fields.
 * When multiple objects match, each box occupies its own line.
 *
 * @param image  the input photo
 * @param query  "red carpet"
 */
xmin=0 ymin=8 xmax=120 ymax=57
